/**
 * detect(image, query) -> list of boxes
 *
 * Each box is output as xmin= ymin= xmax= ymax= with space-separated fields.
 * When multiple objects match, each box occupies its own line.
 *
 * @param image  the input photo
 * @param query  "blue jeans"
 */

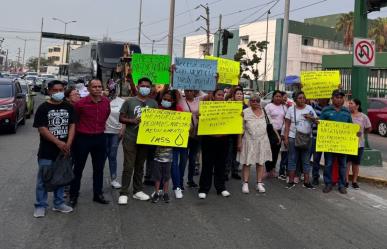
xmin=171 ymin=147 xmax=188 ymax=190
xmin=324 ymin=153 xmax=347 ymax=188
xmin=105 ymin=133 xmax=120 ymax=179
xmin=287 ymin=138 xmax=311 ymax=173
xmin=310 ymin=137 xmax=323 ymax=179
xmin=35 ymin=159 xmax=65 ymax=208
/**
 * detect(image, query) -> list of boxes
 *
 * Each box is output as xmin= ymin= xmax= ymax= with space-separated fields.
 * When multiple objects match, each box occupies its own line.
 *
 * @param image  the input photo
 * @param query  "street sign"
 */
xmin=353 ymin=37 xmax=376 ymax=67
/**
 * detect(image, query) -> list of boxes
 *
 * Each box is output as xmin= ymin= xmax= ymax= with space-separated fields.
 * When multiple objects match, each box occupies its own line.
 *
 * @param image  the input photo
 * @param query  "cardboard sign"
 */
xmin=198 ymin=101 xmax=243 ymax=135
xmin=131 ymin=54 xmax=171 ymax=85
xmin=301 ymin=71 xmax=341 ymax=99
xmin=173 ymin=58 xmax=217 ymax=91
xmin=137 ymin=108 xmax=192 ymax=148
xmin=316 ymin=120 xmax=360 ymax=155
xmin=205 ymin=56 xmax=240 ymax=85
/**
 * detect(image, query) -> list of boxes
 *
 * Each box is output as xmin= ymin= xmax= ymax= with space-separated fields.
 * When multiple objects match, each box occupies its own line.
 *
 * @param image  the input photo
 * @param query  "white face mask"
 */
xmin=51 ymin=92 xmax=64 ymax=101
xmin=139 ymin=87 xmax=151 ymax=96
xmin=161 ymin=100 xmax=172 ymax=108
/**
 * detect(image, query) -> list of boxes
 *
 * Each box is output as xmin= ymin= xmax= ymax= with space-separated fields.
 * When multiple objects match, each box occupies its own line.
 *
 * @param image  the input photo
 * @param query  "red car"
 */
xmin=0 ymin=79 xmax=27 ymax=133
xmin=368 ymin=98 xmax=387 ymax=137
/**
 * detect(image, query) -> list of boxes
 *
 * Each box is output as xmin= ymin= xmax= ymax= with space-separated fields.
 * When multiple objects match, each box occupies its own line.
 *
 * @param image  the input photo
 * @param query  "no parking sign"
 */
xmin=353 ymin=37 xmax=376 ymax=67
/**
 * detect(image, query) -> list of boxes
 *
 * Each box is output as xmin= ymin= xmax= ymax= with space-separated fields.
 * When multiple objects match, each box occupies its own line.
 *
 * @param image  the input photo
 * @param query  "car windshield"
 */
xmin=20 ymin=84 xmax=28 ymax=94
xmin=0 ymin=85 xmax=13 ymax=98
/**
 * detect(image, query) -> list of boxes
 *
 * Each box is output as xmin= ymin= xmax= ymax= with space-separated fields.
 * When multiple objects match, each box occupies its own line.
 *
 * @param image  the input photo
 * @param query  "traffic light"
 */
xmin=221 ymin=29 xmax=234 ymax=55
xmin=367 ymin=0 xmax=387 ymax=12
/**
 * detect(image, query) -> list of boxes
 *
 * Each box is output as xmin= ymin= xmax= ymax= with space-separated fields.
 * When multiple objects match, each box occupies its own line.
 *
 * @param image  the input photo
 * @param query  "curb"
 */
xmin=356 ymin=175 xmax=387 ymax=187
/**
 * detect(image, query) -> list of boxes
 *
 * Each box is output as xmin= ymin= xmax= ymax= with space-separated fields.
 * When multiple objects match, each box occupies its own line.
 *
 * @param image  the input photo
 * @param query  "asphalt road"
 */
xmin=1 ymin=94 xmax=387 ymax=249
xmin=368 ymin=133 xmax=387 ymax=162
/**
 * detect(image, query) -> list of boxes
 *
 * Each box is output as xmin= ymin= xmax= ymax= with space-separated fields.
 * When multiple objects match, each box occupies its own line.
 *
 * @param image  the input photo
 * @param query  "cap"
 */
xmin=332 ymin=89 xmax=345 ymax=97
xmin=47 ymin=79 xmax=65 ymax=89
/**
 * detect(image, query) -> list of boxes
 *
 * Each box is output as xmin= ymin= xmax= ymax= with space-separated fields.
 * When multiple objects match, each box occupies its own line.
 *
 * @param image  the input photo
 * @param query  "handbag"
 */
xmin=42 ymin=153 xmax=74 ymax=192
xmin=263 ymin=109 xmax=280 ymax=146
xmin=294 ymin=107 xmax=311 ymax=150
xmin=185 ymin=100 xmax=199 ymax=140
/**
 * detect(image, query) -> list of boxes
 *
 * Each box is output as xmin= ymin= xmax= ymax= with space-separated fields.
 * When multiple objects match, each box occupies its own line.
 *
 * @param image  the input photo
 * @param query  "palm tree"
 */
xmin=336 ymin=12 xmax=354 ymax=50
xmin=369 ymin=17 xmax=387 ymax=52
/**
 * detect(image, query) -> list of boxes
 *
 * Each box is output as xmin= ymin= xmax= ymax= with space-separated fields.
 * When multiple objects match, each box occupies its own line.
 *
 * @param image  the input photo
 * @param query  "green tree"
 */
xmin=336 ymin=12 xmax=354 ymax=49
xmin=369 ymin=17 xmax=387 ymax=52
xmin=26 ymin=57 xmax=49 ymax=70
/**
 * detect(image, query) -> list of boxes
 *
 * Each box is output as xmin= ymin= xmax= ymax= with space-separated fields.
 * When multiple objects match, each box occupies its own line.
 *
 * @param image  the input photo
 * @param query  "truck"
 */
xmin=68 ymin=41 xmax=141 ymax=85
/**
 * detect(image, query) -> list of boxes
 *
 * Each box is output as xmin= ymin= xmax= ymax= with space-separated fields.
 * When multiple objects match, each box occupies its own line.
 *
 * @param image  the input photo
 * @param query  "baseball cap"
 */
xmin=332 ymin=89 xmax=345 ymax=97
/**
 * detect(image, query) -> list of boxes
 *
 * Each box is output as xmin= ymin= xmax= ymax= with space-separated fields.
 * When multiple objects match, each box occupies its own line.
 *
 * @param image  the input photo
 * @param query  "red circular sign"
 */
xmin=355 ymin=40 xmax=374 ymax=65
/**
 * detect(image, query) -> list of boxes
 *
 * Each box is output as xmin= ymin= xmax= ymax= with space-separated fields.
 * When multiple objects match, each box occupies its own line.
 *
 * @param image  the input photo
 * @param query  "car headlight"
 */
xmin=0 ymin=103 xmax=16 ymax=111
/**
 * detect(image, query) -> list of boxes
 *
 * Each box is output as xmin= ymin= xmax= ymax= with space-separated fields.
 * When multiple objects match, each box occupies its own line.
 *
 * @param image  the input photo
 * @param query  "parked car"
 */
xmin=19 ymin=80 xmax=36 ymax=118
xmin=0 ymin=79 xmax=27 ymax=133
xmin=34 ymin=77 xmax=45 ymax=92
xmin=25 ymin=75 xmax=37 ymax=88
xmin=368 ymin=98 xmax=387 ymax=137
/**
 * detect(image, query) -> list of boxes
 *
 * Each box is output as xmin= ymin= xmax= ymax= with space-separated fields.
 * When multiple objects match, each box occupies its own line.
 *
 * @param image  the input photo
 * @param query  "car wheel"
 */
xmin=20 ymin=113 xmax=26 ymax=125
xmin=10 ymin=122 xmax=17 ymax=134
xmin=378 ymin=122 xmax=387 ymax=137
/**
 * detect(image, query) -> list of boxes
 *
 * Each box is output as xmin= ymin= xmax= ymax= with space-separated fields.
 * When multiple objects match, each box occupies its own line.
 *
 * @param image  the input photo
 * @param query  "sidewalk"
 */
xmin=357 ymin=161 xmax=387 ymax=186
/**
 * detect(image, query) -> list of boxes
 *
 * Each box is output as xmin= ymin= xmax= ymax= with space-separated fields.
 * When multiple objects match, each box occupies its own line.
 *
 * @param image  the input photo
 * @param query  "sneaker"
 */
xmin=256 ymin=183 xmax=266 ymax=193
xmin=286 ymin=182 xmax=296 ymax=189
xmin=278 ymin=175 xmax=287 ymax=181
xmin=221 ymin=190 xmax=231 ymax=197
xmin=187 ymin=181 xmax=198 ymax=188
xmin=52 ymin=204 xmax=73 ymax=213
xmin=352 ymin=182 xmax=360 ymax=189
xmin=339 ymin=187 xmax=347 ymax=194
xmin=323 ymin=185 xmax=333 ymax=193
xmin=300 ymin=174 xmax=305 ymax=182
xmin=242 ymin=183 xmax=249 ymax=194
xmin=151 ymin=192 xmax=160 ymax=203
xmin=198 ymin=193 xmax=207 ymax=199
xmin=294 ymin=177 xmax=300 ymax=184
xmin=312 ymin=178 xmax=319 ymax=186
xmin=111 ymin=179 xmax=122 ymax=189
xmin=163 ymin=193 xmax=170 ymax=203
xmin=133 ymin=191 xmax=150 ymax=201
xmin=345 ymin=182 xmax=349 ymax=188
xmin=303 ymin=183 xmax=316 ymax=190
xmin=174 ymin=188 xmax=183 ymax=199
xmin=33 ymin=207 xmax=46 ymax=218
xmin=118 ymin=195 xmax=128 ymax=205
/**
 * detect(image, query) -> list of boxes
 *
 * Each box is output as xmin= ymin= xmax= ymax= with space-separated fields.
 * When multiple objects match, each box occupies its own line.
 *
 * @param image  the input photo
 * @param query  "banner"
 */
xmin=205 ymin=56 xmax=240 ymax=85
xmin=198 ymin=101 xmax=243 ymax=135
xmin=131 ymin=54 xmax=171 ymax=85
xmin=137 ymin=108 xmax=192 ymax=148
xmin=301 ymin=70 xmax=341 ymax=99
xmin=173 ymin=58 xmax=217 ymax=91
xmin=316 ymin=120 xmax=360 ymax=155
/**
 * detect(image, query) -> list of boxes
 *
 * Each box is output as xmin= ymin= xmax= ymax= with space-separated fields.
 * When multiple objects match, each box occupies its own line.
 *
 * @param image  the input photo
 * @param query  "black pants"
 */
xmin=199 ymin=136 xmax=228 ymax=194
xmin=70 ymin=133 xmax=106 ymax=198
xmin=225 ymin=135 xmax=239 ymax=175
xmin=265 ymin=129 xmax=281 ymax=172
xmin=144 ymin=146 xmax=156 ymax=180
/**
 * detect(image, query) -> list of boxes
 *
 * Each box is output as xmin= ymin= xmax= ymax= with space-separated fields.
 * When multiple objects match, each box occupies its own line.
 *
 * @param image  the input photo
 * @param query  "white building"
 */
xmin=47 ymin=41 xmax=86 ymax=65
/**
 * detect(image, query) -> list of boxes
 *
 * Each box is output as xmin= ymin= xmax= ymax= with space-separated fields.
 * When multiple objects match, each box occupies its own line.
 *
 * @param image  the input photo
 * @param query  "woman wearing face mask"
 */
xmin=345 ymin=99 xmax=371 ymax=190
xmin=198 ymin=88 xmax=231 ymax=199
xmin=104 ymin=80 xmax=126 ymax=189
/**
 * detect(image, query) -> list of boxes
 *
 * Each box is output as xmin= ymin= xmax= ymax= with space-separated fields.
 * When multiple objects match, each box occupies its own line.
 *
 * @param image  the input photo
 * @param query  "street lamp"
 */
xmin=52 ymin=18 xmax=77 ymax=64
xmin=16 ymin=36 xmax=33 ymax=70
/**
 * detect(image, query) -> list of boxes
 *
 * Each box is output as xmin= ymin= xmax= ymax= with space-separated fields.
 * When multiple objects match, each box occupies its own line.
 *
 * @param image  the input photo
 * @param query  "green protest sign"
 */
xmin=131 ymin=54 xmax=171 ymax=85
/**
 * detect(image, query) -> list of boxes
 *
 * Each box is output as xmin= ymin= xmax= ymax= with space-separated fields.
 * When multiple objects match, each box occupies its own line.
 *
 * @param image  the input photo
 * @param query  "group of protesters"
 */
xmin=32 ymin=69 xmax=371 ymax=218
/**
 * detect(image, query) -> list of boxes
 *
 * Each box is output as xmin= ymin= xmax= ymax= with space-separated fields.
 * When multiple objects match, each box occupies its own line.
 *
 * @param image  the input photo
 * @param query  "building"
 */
xmin=47 ymin=41 xmax=86 ymax=65
xmin=183 ymin=16 xmax=349 ymax=87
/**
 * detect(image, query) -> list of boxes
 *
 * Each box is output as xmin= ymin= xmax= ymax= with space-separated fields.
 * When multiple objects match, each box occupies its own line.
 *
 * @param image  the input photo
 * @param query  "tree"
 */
xmin=234 ymin=40 xmax=268 ymax=89
xmin=26 ymin=57 xmax=49 ymax=70
xmin=369 ymin=17 xmax=387 ymax=52
xmin=336 ymin=12 xmax=354 ymax=49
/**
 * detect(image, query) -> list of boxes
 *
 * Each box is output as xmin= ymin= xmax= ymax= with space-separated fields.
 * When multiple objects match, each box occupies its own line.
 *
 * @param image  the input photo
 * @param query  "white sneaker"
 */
xmin=33 ymin=207 xmax=46 ymax=218
xmin=242 ymin=183 xmax=249 ymax=194
xmin=111 ymin=179 xmax=122 ymax=189
xmin=221 ymin=190 xmax=231 ymax=197
xmin=52 ymin=204 xmax=73 ymax=213
xmin=133 ymin=191 xmax=150 ymax=201
xmin=174 ymin=188 xmax=183 ymax=199
xmin=198 ymin=193 xmax=207 ymax=199
xmin=118 ymin=195 xmax=128 ymax=205
xmin=256 ymin=183 xmax=266 ymax=193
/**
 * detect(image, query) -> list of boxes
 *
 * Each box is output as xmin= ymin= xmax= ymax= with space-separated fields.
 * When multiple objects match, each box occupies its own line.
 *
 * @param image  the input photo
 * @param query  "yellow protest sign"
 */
xmin=316 ymin=120 xmax=360 ymax=155
xmin=205 ymin=56 xmax=240 ymax=85
xmin=198 ymin=101 xmax=243 ymax=135
xmin=137 ymin=108 xmax=192 ymax=148
xmin=301 ymin=71 xmax=341 ymax=99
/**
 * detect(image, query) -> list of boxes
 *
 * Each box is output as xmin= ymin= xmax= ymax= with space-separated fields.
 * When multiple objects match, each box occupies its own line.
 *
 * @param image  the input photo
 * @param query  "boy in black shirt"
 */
xmin=33 ymin=80 xmax=76 ymax=218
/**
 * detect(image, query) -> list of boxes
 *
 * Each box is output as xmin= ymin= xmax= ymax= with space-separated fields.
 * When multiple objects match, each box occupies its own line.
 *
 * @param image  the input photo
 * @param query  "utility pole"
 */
xmin=167 ymin=0 xmax=175 ymax=58
xmin=278 ymin=0 xmax=290 ymax=90
xmin=16 ymin=36 xmax=29 ymax=69
xmin=216 ymin=14 xmax=222 ymax=57
xmin=16 ymin=48 xmax=21 ymax=70
xmin=138 ymin=0 xmax=143 ymax=46
xmin=52 ymin=18 xmax=77 ymax=64
xmin=264 ymin=9 xmax=271 ymax=82
xmin=197 ymin=4 xmax=210 ymax=55
xmin=151 ymin=40 xmax=155 ymax=54
xmin=37 ymin=18 xmax=43 ymax=73
xmin=5 ymin=49 xmax=8 ymax=71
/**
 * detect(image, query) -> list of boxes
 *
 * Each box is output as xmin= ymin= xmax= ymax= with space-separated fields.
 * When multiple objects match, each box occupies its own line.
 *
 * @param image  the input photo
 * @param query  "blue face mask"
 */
xmin=51 ymin=92 xmax=64 ymax=101
xmin=161 ymin=100 xmax=172 ymax=108
xmin=139 ymin=87 xmax=151 ymax=96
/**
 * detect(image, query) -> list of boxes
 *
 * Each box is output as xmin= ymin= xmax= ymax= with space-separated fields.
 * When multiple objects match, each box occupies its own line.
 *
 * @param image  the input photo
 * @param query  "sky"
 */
xmin=1 ymin=0 xmax=386 ymax=63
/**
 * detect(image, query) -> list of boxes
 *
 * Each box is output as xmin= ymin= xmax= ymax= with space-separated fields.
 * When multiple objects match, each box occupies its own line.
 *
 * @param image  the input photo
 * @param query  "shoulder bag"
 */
xmin=294 ymin=107 xmax=311 ymax=150
xmin=263 ymin=109 xmax=280 ymax=146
